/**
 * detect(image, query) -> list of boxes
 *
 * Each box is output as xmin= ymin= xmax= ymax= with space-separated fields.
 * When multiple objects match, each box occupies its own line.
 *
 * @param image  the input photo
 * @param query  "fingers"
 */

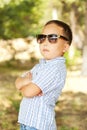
xmin=26 ymin=72 xmax=32 ymax=80
xmin=37 ymin=92 xmax=43 ymax=96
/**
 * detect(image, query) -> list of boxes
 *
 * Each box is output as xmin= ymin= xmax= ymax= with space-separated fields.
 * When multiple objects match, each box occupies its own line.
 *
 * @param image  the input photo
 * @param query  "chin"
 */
xmin=44 ymin=57 xmax=51 ymax=60
xmin=44 ymin=57 xmax=55 ymax=60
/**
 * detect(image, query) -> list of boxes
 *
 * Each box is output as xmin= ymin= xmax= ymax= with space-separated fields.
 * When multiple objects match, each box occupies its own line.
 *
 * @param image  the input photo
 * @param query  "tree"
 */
xmin=0 ymin=0 xmax=45 ymax=39
xmin=82 ymin=0 xmax=87 ymax=76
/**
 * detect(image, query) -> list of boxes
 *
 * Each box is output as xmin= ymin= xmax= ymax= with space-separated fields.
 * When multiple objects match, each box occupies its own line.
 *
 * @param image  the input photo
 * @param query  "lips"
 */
xmin=43 ymin=49 xmax=49 ymax=52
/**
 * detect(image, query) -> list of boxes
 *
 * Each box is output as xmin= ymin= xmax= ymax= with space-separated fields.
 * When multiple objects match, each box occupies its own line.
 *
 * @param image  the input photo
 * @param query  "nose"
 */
xmin=43 ymin=37 xmax=49 ymax=46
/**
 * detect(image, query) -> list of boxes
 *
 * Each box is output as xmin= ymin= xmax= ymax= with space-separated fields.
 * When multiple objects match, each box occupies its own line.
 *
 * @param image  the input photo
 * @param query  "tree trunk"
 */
xmin=81 ymin=1 xmax=87 ymax=76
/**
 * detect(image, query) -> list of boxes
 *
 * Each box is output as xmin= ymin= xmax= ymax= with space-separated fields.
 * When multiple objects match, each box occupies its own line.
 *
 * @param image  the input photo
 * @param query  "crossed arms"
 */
xmin=15 ymin=72 xmax=42 ymax=98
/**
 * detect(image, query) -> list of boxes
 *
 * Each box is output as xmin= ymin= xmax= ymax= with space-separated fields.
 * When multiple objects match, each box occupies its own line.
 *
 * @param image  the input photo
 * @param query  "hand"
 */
xmin=25 ymin=72 xmax=32 ymax=81
xmin=37 ymin=92 xmax=43 ymax=96
xmin=20 ymin=72 xmax=32 ymax=88
xmin=15 ymin=72 xmax=32 ymax=90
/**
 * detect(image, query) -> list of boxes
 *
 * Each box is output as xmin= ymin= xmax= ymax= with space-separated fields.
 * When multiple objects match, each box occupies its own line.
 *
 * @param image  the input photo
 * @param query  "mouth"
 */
xmin=43 ymin=49 xmax=49 ymax=52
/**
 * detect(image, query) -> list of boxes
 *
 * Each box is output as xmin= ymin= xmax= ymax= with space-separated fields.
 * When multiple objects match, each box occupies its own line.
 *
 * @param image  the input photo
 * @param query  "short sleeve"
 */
xmin=32 ymin=67 xmax=63 ymax=94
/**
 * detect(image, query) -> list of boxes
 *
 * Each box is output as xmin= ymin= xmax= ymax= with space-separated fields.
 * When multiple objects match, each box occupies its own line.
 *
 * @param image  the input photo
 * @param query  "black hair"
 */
xmin=45 ymin=20 xmax=72 ymax=45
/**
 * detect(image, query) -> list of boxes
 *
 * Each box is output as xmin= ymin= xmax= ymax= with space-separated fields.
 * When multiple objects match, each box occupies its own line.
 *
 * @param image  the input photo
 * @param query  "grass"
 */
xmin=60 ymin=126 xmax=78 ymax=130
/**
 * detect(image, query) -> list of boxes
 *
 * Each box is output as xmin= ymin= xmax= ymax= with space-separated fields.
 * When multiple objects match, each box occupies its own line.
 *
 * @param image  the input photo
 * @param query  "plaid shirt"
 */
xmin=18 ymin=57 xmax=67 ymax=130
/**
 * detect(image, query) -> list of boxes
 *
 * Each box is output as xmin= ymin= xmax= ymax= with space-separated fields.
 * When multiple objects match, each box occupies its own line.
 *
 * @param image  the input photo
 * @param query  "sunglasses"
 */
xmin=36 ymin=34 xmax=69 ymax=44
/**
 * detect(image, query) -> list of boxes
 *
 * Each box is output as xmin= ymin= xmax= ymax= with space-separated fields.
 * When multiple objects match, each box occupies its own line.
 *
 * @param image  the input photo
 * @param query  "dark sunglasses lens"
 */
xmin=48 ymin=34 xmax=58 ymax=43
xmin=37 ymin=35 xmax=46 ymax=44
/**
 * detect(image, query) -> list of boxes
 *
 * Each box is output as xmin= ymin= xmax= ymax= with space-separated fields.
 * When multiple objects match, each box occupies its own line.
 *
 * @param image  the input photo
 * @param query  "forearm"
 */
xmin=15 ymin=77 xmax=30 ymax=90
xmin=15 ymin=72 xmax=42 ymax=98
xmin=15 ymin=72 xmax=32 ymax=90
xmin=20 ymin=82 xmax=42 ymax=98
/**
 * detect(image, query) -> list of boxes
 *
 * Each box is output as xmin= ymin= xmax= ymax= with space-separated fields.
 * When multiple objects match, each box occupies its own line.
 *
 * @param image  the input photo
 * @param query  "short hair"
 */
xmin=45 ymin=20 xmax=72 ymax=45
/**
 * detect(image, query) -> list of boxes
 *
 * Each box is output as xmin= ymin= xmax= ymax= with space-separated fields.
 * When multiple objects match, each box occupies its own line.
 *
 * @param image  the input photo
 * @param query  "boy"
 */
xmin=15 ymin=20 xmax=72 ymax=130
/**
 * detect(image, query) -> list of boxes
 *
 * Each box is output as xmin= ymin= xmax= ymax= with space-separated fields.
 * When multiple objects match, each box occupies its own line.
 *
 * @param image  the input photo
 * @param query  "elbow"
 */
xmin=15 ymin=79 xmax=18 ymax=89
xmin=15 ymin=78 xmax=21 ymax=90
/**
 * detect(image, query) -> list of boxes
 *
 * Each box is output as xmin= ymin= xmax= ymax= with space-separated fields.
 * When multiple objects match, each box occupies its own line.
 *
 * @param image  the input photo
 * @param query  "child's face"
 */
xmin=39 ymin=23 xmax=69 ymax=60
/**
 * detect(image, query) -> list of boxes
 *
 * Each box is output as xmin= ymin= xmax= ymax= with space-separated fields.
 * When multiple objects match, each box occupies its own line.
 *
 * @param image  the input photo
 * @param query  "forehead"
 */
xmin=42 ymin=23 xmax=64 ymax=35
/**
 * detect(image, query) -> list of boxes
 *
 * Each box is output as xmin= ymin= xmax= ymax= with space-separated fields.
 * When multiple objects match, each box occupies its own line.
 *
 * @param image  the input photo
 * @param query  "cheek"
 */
xmin=51 ymin=44 xmax=64 ymax=54
xmin=51 ymin=44 xmax=59 ymax=51
xmin=48 ymin=46 xmax=58 ymax=56
xmin=56 ymin=44 xmax=64 ymax=50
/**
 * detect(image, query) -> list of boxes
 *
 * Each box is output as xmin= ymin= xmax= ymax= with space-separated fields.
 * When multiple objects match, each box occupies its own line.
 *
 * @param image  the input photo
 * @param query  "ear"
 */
xmin=63 ymin=43 xmax=70 ymax=53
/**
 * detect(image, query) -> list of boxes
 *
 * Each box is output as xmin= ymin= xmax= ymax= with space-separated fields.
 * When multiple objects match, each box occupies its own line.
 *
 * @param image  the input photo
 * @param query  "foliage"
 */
xmin=0 ymin=0 xmax=86 ymax=39
xmin=63 ymin=0 xmax=85 ymax=26
xmin=0 ymin=0 xmax=87 ymax=72
xmin=0 ymin=0 xmax=45 ymax=39
xmin=64 ymin=48 xmax=81 ymax=68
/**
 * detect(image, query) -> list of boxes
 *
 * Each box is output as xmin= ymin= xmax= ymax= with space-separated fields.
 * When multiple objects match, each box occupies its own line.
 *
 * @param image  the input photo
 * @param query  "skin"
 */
xmin=40 ymin=23 xmax=69 ymax=59
xmin=15 ymin=23 xmax=70 ymax=98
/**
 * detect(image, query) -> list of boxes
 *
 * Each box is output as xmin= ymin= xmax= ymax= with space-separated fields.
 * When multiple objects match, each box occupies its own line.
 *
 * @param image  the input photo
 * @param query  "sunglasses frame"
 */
xmin=36 ymin=34 xmax=69 ymax=44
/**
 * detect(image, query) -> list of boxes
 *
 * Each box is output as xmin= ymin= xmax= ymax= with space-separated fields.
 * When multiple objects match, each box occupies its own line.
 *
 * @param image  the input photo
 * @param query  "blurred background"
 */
xmin=0 ymin=0 xmax=87 ymax=130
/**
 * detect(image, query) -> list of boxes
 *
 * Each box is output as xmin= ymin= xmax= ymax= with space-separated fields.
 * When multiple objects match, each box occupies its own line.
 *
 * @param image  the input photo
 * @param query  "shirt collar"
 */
xmin=39 ymin=57 xmax=65 ymax=65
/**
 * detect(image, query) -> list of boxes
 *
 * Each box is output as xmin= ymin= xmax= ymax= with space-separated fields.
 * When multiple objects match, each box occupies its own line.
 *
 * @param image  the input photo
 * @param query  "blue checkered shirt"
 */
xmin=18 ymin=57 xmax=67 ymax=130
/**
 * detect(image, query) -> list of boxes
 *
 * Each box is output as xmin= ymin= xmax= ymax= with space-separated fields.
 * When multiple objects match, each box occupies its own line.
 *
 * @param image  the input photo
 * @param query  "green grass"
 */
xmin=60 ymin=126 xmax=78 ymax=130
